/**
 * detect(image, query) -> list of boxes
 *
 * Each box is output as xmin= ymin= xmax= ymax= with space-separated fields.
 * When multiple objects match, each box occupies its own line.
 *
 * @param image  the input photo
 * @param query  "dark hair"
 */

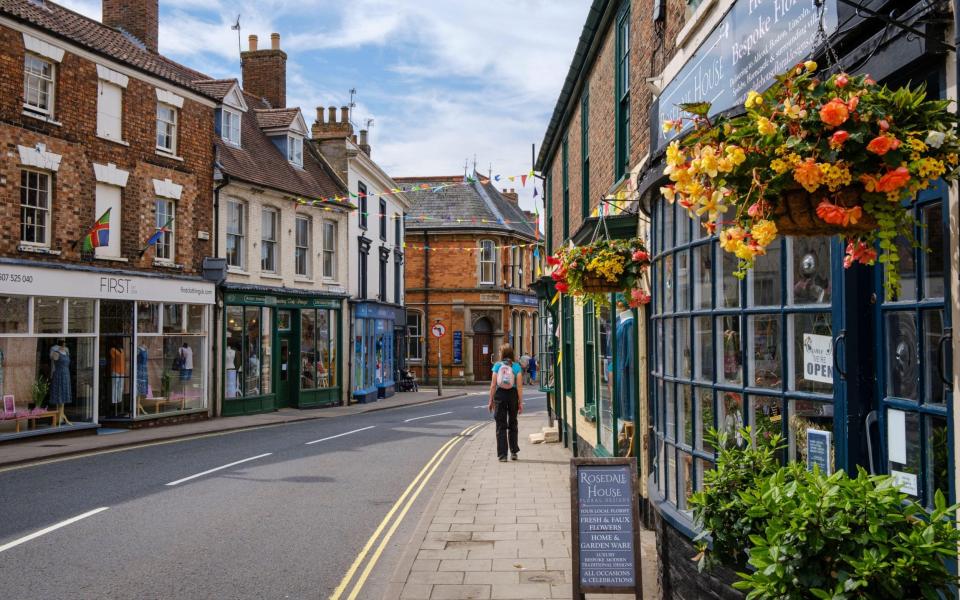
xmin=499 ymin=343 xmax=515 ymax=362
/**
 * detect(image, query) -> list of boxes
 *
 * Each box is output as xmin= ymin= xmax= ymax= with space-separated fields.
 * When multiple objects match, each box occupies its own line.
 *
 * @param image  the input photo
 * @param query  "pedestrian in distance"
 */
xmin=488 ymin=343 xmax=523 ymax=462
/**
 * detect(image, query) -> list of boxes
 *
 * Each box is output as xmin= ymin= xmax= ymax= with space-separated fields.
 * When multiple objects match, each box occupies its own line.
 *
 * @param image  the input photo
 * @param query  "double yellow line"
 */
xmin=329 ymin=422 xmax=486 ymax=600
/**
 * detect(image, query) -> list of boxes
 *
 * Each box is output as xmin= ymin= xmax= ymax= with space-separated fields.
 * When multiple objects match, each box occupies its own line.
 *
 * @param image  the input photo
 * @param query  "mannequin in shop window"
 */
xmin=136 ymin=343 xmax=148 ymax=399
xmin=226 ymin=344 xmax=239 ymax=398
xmin=50 ymin=339 xmax=72 ymax=426
xmin=178 ymin=343 xmax=193 ymax=401
xmin=109 ymin=345 xmax=125 ymax=416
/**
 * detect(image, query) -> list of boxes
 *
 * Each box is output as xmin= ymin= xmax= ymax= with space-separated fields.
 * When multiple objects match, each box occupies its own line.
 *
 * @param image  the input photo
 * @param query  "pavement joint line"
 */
xmin=0 ymin=507 xmax=110 ymax=554
xmin=329 ymin=422 xmax=482 ymax=600
xmin=164 ymin=453 xmax=272 ymax=486
xmin=305 ymin=425 xmax=376 ymax=445
xmin=403 ymin=411 xmax=454 ymax=423
xmin=0 ymin=392 xmax=475 ymax=474
xmin=345 ymin=426 xmax=473 ymax=600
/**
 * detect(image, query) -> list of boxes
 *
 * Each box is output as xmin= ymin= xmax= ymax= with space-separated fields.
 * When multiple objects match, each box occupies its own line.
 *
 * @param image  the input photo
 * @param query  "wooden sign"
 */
xmin=570 ymin=457 xmax=642 ymax=598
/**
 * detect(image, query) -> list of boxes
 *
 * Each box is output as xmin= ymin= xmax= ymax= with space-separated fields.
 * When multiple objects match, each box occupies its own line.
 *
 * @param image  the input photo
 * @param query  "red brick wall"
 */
xmin=0 ymin=24 xmax=215 ymax=275
xmin=101 ymin=0 xmax=159 ymax=53
xmin=241 ymin=49 xmax=287 ymax=109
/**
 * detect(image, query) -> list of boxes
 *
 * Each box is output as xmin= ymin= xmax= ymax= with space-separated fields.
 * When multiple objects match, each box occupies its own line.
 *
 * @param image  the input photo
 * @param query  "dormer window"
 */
xmin=222 ymin=108 xmax=241 ymax=146
xmin=287 ymin=135 xmax=303 ymax=167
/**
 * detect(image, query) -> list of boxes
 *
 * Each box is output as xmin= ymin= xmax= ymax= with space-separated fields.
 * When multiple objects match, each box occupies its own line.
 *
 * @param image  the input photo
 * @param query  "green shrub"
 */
xmin=689 ymin=427 xmax=786 ymax=570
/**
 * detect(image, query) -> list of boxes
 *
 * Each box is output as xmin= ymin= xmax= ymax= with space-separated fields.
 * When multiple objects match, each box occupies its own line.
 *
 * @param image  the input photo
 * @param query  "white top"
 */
xmin=179 ymin=346 xmax=194 ymax=370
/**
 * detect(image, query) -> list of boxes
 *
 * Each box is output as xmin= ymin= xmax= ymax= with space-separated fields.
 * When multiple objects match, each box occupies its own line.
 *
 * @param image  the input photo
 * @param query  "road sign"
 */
xmin=431 ymin=323 xmax=446 ymax=338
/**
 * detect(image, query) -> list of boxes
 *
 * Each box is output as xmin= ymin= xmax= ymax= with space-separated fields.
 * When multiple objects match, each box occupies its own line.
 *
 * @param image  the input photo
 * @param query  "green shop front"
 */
xmin=222 ymin=287 xmax=345 ymax=416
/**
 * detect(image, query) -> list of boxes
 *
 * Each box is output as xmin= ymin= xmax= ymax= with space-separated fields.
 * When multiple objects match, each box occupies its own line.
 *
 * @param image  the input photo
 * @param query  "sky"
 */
xmin=60 ymin=0 xmax=590 ymax=216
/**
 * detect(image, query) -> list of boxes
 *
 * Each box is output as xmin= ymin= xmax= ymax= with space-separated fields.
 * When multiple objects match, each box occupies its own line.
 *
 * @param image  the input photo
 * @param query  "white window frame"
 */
xmin=225 ymin=199 xmax=245 ymax=269
xmin=479 ymin=239 xmax=496 ymax=285
xmin=322 ymin=220 xmax=337 ymax=279
xmin=261 ymin=207 xmax=279 ymax=273
xmin=20 ymin=169 xmax=51 ymax=247
xmin=155 ymin=198 xmax=176 ymax=261
xmin=406 ymin=310 xmax=423 ymax=361
xmin=295 ymin=215 xmax=312 ymax=278
xmin=23 ymin=54 xmax=54 ymax=117
xmin=156 ymin=102 xmax=178 ymax=154
xmin=96 ymin=80 xmax=123 ymax=142
xmin=287 ymin=135 xmax=303 ymax=167
xmin=222 ymin=108 xmax=241 ymax=146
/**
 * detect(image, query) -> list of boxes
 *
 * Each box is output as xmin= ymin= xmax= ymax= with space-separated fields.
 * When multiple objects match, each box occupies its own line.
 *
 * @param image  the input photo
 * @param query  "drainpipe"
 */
xmin=347 ymin=303 xmax=353 ymax=406
xmin=212 ymin=163 xmax=229 ymax=418
xmin=423 ymin=230 xmax=431 ymax=384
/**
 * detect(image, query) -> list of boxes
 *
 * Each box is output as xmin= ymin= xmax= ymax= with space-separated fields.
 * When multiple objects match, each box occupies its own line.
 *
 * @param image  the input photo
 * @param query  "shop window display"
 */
xmin=134 ymin=303 xmax=207 ymax=416
xmin=225 ymin=305 xmax=271 ymax=399
xmin=301 ymin=309 xmax=337 ymax=390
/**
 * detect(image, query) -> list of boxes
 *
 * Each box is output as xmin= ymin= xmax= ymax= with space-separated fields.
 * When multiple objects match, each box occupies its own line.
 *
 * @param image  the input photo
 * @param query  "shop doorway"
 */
xmin=276 ymin=310 xmax=295 ymax=408
xmin=99 ymin=300 xmax=133 ymax=419
xmin=473 ymin=317 xmax=493 ymax=382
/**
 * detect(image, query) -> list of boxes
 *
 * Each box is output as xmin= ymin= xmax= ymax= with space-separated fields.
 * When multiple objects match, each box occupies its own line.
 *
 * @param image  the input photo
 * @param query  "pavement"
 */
xmin=0 ymin=386 xmax=469 ymax=469
xmin=384 ymin=411 xmax=659 ymax=600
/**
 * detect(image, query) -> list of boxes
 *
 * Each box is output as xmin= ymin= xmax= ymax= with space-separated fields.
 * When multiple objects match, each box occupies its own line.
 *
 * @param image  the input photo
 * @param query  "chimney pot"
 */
xmin=316 ymin=106 xmax=324 ymax=122
xmin=341 ymin=106 xmax=349 ymax=123
xmin=270 ymin=32 xmax=280 ymax=50
xmin=248 ymin=35 xmax=258 ymax=51
xmin=241 ymin=32 xmax=287 ymax=108
xmin=328 ymin=106 xmax=337 ymax=123
xmin=351 ymin=134 xmax=357 ymax=143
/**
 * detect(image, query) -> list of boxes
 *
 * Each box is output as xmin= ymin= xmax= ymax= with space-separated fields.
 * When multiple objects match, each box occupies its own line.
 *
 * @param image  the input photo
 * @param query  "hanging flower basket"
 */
xmin=661 ymin=61 xmax=960 ymax=298
xmin=547 ymin=238 xmax=651 ymax=307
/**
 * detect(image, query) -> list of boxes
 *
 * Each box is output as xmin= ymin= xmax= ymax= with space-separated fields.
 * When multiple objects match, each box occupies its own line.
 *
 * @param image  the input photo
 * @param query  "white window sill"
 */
xmin=18 ymin=244 xmax=59 ymax=255
xmin=22 ymin=110 xmax=61 ymax=126
xmin=294 ymin=278 xmax=314 ymax=284
xmin=155 ymin=149 xmax=184 ymax=162
xmin=261 ymin=273 xmax=283 ymax=280
xmin=222 ymin=138 xmax=241 ymax=147
xmin=676 ymin=0 xmax=718 ymax=48
xmin=227 ymin=267 xmax=249 ymax=276
xmin=97 ymin=135 xmax=129 ymax=147
xmin=94 ymin=255 xmax=128 ymax=263
xmin=152 ymin=259 xmax=183 ymax=270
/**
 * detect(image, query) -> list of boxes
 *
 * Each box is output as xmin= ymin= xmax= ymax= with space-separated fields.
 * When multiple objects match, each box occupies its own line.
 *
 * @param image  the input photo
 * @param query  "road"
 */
xmin=0 ymin=389 xmax=548 ymax=600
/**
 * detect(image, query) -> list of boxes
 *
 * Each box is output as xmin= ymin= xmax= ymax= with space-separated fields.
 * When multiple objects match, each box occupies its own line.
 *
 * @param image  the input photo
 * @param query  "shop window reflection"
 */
xmin=35 ymin=297 xmax=63 ymax=333
xmin=717 ymin=315 xmax=742 ymax=385
xmin=885 ymin=312 xmax=919 ymax=401
xmin=748 ymin=315 xmax=780 ymax=389
xmin=0 ymin=295 xmax=29 ymax=333
xmin=788 ymin=399 xmax=834 ymax=472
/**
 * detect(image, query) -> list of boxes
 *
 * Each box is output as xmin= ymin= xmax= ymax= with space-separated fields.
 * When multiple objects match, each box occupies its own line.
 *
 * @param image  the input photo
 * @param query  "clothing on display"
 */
xmin=110 ymin=347 xmax=125 ymax=404
xmin=179 ymin=345 xmax=194 ymax=382
xmin=225 ymin=346 xmax=238 ymax=397
xmin=136 ymin=345 xmax=148 ymax=396
xmin=49 ymin=345 xmax=72 ymax=406
xmin=615 ymin=311 xmax=636 ymax=423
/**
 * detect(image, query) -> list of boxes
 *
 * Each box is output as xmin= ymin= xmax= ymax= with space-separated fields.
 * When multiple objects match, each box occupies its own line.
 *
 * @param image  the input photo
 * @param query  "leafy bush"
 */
xmin=690 ymin=427 xmax=960 ymax=598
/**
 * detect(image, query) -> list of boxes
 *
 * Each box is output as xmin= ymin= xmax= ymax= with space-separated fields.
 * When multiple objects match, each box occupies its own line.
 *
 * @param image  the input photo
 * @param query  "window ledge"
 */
xmin=18 ymin=244 xmax=60 ymax=255
xmin=294 ymin=278 xmax=314 ymax=284
xmin=94 ymin=255 xmax=128 ymax=263
xmin=152 ymin=259 xmax=183 ymax=270
xmin=676 ymin=0 xmax=718 ymax=49
xmin=97 ymin=135 xmax=129 ymax=147
xmin=260 ymin=273 xmax=283 ymax=280
xmin=227 ymin=267 xmax=250 ymax=276
xmin=22 ymin=110 xmax=61 ymax=127
xmin=155 ymin=150 xmax=184 ymax=162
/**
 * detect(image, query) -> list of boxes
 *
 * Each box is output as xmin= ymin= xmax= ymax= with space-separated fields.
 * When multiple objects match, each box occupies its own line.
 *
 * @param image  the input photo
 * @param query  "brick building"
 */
xmin=399 ymin=175 xmax=540 ymax=385
xmin=202 ymin=34 xmax=353 ymax=416
xmin=0 ymin=0 xmax=218 ymax=438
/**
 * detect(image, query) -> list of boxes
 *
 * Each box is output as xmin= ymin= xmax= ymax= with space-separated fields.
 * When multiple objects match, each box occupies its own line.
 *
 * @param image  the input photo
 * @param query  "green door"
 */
xmin=276 ymin=310 xmax=296 ymax=408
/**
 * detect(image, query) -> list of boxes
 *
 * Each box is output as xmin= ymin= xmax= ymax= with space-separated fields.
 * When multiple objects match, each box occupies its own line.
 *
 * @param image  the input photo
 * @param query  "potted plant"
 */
xmin=547 ymin=238 xmax=651 ymax=307
xmin=661 ymin=61 xmax=960 ymax=298
xmin=30 ymin=375 xmax=49 ymax=411
xmin=161 ymin=370 xmax=171 ymax=399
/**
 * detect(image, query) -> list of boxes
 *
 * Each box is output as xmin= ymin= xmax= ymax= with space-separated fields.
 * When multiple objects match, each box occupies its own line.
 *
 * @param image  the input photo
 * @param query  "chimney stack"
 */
xmin=241 ymin=32 xmax=286 ymax=108
xmin=312 ymin=104 xmax=354 ymax=141
xmin=502 ymin=188 xmax=519 ymax=204
xmin=358 ymin=129 xmax=371 ymax=156
xmin=102 ymin=0 xmax=159 ymax=53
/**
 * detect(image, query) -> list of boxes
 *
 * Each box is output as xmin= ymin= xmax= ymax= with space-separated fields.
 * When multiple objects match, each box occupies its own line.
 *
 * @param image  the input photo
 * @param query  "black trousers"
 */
xmin=494 ymin=389 xmax=519 ymax=458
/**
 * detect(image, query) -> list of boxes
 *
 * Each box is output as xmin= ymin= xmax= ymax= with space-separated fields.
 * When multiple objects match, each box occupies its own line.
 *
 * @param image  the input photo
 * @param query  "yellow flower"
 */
xmin=692 ymin=146 xmax=719 ymax=178
xmin=819 ymin=162 xmax=853 ymax=192
xmin=783 ymin=97 xmax=807 ymax=119
xmin=917 ymin=157 xmax=946 ymax=179
xmin=948 ymin=153 xmax=959 ymax=166
xmin=696 ymin=189 xmax=729 ymax=219
xmin=770 ymin=159 xmax=790 ymax=175
xmin=751 ymin=220 xmax=778 ymax=247
xmin=793 ymin=158 xmax=822 ymax=192
xmin=666 ymin=141 xmax=685 ymax=167
xmin=725 ymin=145 xmax=747 ymax=166
xmin=717 ymin=157 xmax=735 ymax=173
xmin=756 ymin=116 xmax=777 ymax=136
xmin=719 ymin=227 xmax=747 ymax=253
xmin=734 ymin=241 xmax=763 ymax=261
xmin=745 ymin=91 xmax=763 ymax=109
xmin=804 ymin=60 xmax=818 ymax=72
xmin=906 ymin=137 xmax=928 ymax=152
xmin=659 ymin=185 xmax=678 ymax=204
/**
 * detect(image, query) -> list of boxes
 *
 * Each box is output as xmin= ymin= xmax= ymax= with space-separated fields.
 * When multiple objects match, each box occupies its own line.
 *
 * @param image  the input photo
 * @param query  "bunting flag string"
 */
xmin=402 ymin=241 xmax=544 ymax=253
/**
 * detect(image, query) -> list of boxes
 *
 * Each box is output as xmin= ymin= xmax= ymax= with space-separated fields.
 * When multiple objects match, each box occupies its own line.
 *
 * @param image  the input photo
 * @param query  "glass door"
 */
xmin=99 ymin=300 xmax=133 ymax=418
xmin=276 ymin=310 xmax=294 ymax=408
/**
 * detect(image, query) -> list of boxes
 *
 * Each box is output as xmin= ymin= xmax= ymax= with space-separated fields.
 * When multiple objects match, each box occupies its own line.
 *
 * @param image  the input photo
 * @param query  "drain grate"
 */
xmin=39 ymin=444 xmax=67 ymax=447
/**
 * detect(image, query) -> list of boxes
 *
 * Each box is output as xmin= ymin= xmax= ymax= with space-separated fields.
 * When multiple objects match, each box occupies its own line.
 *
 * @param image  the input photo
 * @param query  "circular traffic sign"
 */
xmin=431 ymin=323 xmax=446 ymax=338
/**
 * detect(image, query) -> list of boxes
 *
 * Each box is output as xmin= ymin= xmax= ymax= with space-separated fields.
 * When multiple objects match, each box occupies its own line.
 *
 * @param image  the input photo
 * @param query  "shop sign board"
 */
xmin=224 ymin=293 xmax=339 ymax=309
xmin=802 ymin=333 xmax=833 ymax=384
xmin=570 ymin=457 xmax=642 ymax=598
xmin=508 ymin=293 xmax=538 ymax=306
xmin=453 ymin=331 xmax=463 ymax=364
xmin=806 ymin=428 xmax=832 ymax=475
xmin=0 ymin=263 xmax=215 ymax=304
xmin=654 ymin=0 xmax=838 ymax=154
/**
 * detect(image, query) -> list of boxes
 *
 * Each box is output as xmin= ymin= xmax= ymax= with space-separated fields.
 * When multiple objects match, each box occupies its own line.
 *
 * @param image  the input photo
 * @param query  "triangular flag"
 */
xmin=521 ymin=175 xmax=527 ymax=187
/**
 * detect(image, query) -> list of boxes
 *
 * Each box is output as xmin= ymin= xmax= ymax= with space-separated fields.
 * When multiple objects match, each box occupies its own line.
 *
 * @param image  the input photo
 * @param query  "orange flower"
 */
xmin=866 ymin=134 xmax=899 ymax=156
xmin=844 ymin=240 xmax=878 ymax=268
xmin=829 ymin=130 xmax=849 ymax=149
xmin=875 ymin=167 xmax=911 ymax=192
xmin=847 ymin=96 xmax=859 ymax=111
xmin=793 ymin=159 xmax=822 ymax=192
xmin=859 ymin=173 xmax=880 ymax=192
xmin=816 ymin=200 xmax=862 ymax=227
xmin=819 ymin=98 xmax=849 ymax=127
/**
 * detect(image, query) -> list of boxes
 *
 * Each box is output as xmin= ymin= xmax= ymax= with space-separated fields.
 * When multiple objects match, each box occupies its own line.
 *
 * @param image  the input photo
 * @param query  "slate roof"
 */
xmin=395 ymin=174 xmax=537 ymax=239
xmin=0 ymin=0 xmax=214 ymax=97
xmin=216 ymin=92 xmax=348 ymax=204
xmin=254 ymin=108 xmax=299 ymax=130
xmin=193 ymin=79 xmax=237 ymax=102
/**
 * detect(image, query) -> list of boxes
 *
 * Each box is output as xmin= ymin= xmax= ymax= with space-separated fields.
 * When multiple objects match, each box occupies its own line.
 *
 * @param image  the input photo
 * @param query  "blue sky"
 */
xmin=61 ymin=0 xmax=590 ymax=215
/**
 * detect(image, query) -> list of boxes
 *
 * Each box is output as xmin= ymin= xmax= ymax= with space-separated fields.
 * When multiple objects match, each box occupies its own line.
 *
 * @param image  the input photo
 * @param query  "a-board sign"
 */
xmin=806 ymin=428 xmax=832 ymax=475
xmin=570 ymin=457 xmax=642 ymax=598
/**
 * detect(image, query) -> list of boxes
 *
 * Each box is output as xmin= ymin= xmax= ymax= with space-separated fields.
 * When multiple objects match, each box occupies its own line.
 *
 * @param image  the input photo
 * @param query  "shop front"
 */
xmin=351 ymin=301 xmax=403 ymax=403
xmin=222 ymin=287 xmax=344 ymax=416
xmin=0 ymin=260 xmax=214 ymax=439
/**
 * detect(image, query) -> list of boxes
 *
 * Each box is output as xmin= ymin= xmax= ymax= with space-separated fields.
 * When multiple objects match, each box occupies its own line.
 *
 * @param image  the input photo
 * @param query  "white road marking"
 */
xmin=0 ymin=507 xmax=110 ymax=554
xmin=474 ymin=404 xmax=488 ymax=408
xmin=403 ymin=411 xmax=454 ymax=423
xmin=165 ymin=453 xmax=272 ymax=486
xmin=305 ymin=425 xmax=377 ymax=445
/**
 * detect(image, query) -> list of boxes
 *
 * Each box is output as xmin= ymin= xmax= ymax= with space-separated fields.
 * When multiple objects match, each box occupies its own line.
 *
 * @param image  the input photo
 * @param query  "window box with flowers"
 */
xmin=547 ymin=238 xmax=651 ymax=307
xmin=660 ymin=61 xmax=960 ymax=299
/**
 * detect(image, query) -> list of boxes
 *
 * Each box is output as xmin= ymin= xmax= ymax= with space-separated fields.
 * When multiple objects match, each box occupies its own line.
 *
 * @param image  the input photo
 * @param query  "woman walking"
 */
xmin=488 ymin=343 xmax=523 ymax=462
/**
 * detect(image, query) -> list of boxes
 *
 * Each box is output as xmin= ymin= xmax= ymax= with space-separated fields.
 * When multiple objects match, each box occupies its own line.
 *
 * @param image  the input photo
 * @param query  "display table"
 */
xmin=136 ymin=396 xmax=186 ymax=416
xmin=13 ymin=411 xmax=59 ymax=433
